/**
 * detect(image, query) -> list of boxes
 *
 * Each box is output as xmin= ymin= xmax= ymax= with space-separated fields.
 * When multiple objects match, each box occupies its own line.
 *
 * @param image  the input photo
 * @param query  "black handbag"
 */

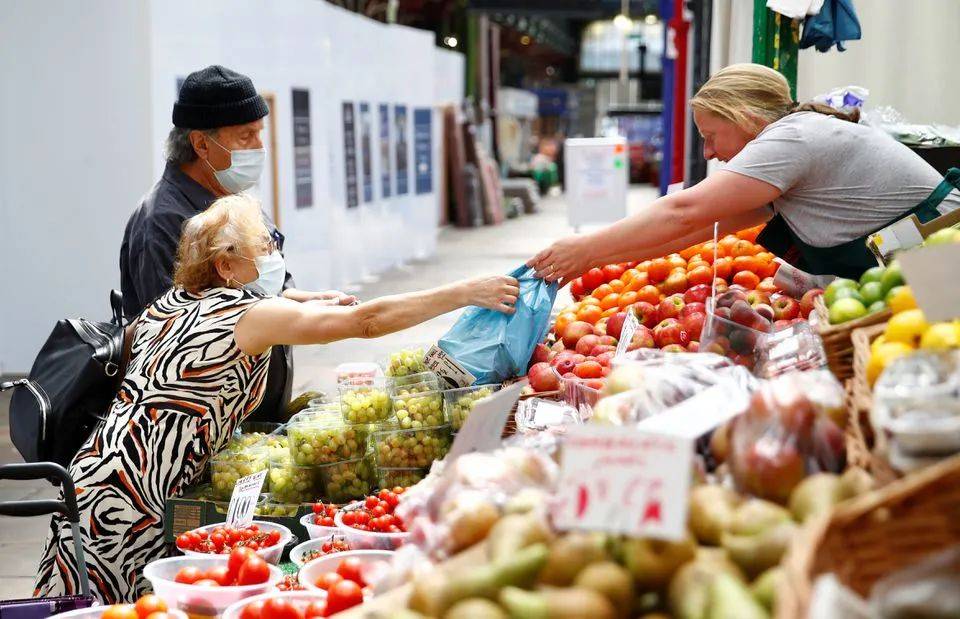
xmin=3 ymin=291 xmax=127 ymax=467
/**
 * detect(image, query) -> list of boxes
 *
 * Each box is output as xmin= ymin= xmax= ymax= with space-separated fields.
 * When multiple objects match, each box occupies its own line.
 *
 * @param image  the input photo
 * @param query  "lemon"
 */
xmin=920 ymin=322 xmax=960 ymax=350
xmin=884 ymin=309 xmax=928 ymax=347
xmin=871 ymin=334 xmax=888 ymax=354
xmin=867 ymin=342 xmax=914 ymax=386
xmin=886 ymin=285 xmax=917 ymax=314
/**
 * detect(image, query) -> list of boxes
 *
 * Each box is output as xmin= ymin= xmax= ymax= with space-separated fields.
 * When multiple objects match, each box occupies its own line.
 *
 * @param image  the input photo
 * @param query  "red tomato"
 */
xmin=262 ymin=599 xmax=304 ymax=619
xmin=602 ymin=264 xmax=625 ymax=282
xmin=326 ymin=580 xmax=364 ymax=615
xmin=228 ymin=547 xmax=257 ymax=580
xmin=582 ymin=268 xmax=605 ymax=291
xmin=101 ymin=606 xmax=138 ymax=619
xmin=173 ymin=566 xmax=203 ymax=584
xmin=203 ymin=565 xmax=233 ymax=587
xmin=304 ymin=601 xmax=327 ymax=619
xmin=266 ymin=530 xmax=281 ymax=546
xmin=315 ymin=572 xmax=344 ymax=591
xmin=210 ymin=532 xmax=225 ymax=550
xmin=145 ymin=613 xmax=172 ymax=619
xmin=342 ymin=511 xmax=357 ymax=526
xmin=240 ymin=600 xmax=266 ymax=619
xmin=336 ymin=557 xmax=366 ymax=585
xmin=192 ymin=579 xmax=221 ymax=587
xmin=175 ymin=534 xmax=192 ymax=550
xmin=236 ymin=555 xmax=271 ymax=586
xmin=569 ymin=277 xmax=585 ymax=298
xmin=134 ymin=595 xmax=167 ymax=619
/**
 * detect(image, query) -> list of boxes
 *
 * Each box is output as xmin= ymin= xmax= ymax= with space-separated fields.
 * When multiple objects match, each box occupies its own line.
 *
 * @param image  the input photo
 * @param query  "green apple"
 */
xmin=924 ymin=227 xmax=960 ymax=246
xmin=880 ymin=261 xmax=905 ymax=295
xmin=859 ymin=281 xmax=884 ymax=306
xmin=868 ymin=300 xmax=887 ymax=314
xmin=832 ymin=287 xmax=864 ymax=306
xmin=858 ymin=266 xmax=885 ymax=286
xmin=824 ymin=278 xmax=858 ymax=306
xmin=829 ymin=298 xmax=867 ymax=324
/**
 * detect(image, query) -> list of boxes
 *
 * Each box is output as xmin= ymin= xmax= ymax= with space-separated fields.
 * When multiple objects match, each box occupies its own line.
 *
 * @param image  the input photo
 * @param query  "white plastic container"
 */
xmin=336 ymin=362 xmax=383 ymax=383
xmin=298 ymin=550 xmax=393 ymax=592
xmin=53 ymin=608 xmax=188 ymax=619
xmin=334 ymin=501 xmax=410 ymax=550
xmin=222 ymin=591 xmax=328 ymax=619
xmin=289 ymin=533 xmax=351 ymax=568
xmin=300 ymin=511 xmax=340 ymax=540
xmin=179 ymin=521 xmax=293 ymax=565
xmin=143 ymin=556 xmax=282 ymax=618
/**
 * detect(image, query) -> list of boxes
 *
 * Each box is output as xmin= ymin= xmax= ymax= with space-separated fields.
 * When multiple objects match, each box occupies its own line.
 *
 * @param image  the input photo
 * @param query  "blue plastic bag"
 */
xmin=438 ymin=266 xmax=558 ymax=385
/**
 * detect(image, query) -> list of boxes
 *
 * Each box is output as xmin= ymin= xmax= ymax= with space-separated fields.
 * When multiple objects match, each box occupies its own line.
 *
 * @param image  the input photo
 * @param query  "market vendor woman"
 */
xmin=530 ymin=63 xmax=960 ymax=282
xmin=35 ymin=195 xmax=519 ymax=602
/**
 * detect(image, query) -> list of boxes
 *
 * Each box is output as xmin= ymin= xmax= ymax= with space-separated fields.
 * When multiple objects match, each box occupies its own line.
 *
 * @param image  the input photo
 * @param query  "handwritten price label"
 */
xmin=554 ymin=425 xmax=693 ymax=541
xmin=226 ymin=469 xmax=268 ymax=528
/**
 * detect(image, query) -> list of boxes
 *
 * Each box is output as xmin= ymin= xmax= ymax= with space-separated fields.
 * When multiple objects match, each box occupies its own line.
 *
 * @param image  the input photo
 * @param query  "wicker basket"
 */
xmin=815 ymin=295 xmax=891 ymax=381
xmin=777 ymin=454 xmax=960 ymax=619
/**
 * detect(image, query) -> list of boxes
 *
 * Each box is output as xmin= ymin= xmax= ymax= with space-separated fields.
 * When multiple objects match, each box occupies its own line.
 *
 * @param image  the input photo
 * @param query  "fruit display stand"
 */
xmin=813 ymin=295 xmax=891 ymax=381
xmin=777 ymin=454 xmax=960 ymax=619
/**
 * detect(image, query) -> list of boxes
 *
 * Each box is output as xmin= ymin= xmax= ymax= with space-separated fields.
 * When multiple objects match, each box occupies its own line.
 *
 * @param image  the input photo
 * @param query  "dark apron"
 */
xmin=757 ymin=167 xmax=960 ymax=280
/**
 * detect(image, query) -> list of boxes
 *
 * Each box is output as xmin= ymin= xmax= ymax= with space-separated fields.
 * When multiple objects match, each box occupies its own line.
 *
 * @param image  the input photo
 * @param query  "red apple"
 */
xmin=658 ymin=294 xmax=686 ymax=321
xmin=563 ymin=321 xmax=595 ymax=348
xmin=662 ymin=344 xmax=686 ymax=353
xmin=728 ymin=284 xmax=749 ymax=293
xmin=683 ymin=284 xmax=712 ymax=305
xmin=713 ymin=278 xmax=729 ymax=294
xmin=737 ymin=440 xmax=807 ymax=504
xmin=530 ymin=343 xmax=552 ymax=366
xmin=717 ymin=289 xmax=748 ymax=309
xmin=754 ymin=303 xmax=775 ymax=323
xmin=746 ymin=290 xmax=771 ymax=308
xmin=598 ymin=335 xmax=618 ymax=347
xmin=757 ymin=277 xmax=778 ymax=294
xmin=799 ymin=288 xmax=823 ymax=318
xmin=714 ymin=306 xmax=732 ymax=321
xmin=589 ymin=344 xmax=617 ymax=357
xmin=527 ymin=362 xmax=560 ymax=392
xmin=573 ymin=360 xmax=604 ymax=379
xmin=628 ymin=325 xmax=656 ymax=350
xmin=653 ymin=318 xmax=690 ymax=348
xmin=681 ymin=302 xmax=706 ymax=318
xmin=575 ymin=334 xmax=601 ymax=356
xmin=703 ymin=335 xmax=730 ymax=356
xmin=730 ymin=300 xmax=758 ymax=327
xmin=605 ymin=312 xmax=628 ymax=340
xmin=631 ymin=301 xmax=659 ymax=328
xmin=553 ymin=357 xmax=576 ymax=376
xmin=596 ymin=352 xmax=616 ymax=367
xmin=682 ymin=312 xmax=706 ymax=341
xmin=687 ymin=341 xmax=700 ymax=353
xmin=773 ymin=295 xmax=801 ymax=321
xmin=813 ymin=417 xmax=845 ymax=471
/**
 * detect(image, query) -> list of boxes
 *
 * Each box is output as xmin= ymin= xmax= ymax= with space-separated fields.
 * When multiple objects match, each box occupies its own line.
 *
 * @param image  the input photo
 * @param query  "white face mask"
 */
xmin=205 ymin=134 xmax=265 ymax=193
xmin=242 ymin=250 xmax=285 ymax=297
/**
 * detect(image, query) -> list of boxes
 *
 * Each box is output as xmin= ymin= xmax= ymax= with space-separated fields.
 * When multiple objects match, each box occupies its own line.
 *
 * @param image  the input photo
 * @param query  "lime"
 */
xmin=859 ymin=266 xmax=885 ymax=286
xmin=923 ymin=228 xmax=960 ymax=246
xmin=829 ymin=298 xmax=867 ymax=324
xmin=832 ymin=287 xmax=864 ymax=305
xmin=859 ymin=281 xmax=884 ymax=306
xmin=880 ymin=261 xmax=905 ymax=295
xmin=824 ymin=278 xmax=859 ymax=306
xmin=868 ymin=300 xmax=887 ymax=314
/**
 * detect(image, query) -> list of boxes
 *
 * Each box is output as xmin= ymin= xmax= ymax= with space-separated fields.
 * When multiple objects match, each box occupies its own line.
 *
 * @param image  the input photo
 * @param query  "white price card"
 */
xmin=447 ymin=380 xmax=526 ymax=460
xmin=615 ymin=310 xmax=640 ymax=357
xmin=898 ymin=243 xmax=960 ymax=322
xmin=554 ymin=425 xmax=693 ymax=541
xmin=226 ymin=469 xmax=268 ymax=528
xmin=425 ymin=345 xmax=476 ymax=388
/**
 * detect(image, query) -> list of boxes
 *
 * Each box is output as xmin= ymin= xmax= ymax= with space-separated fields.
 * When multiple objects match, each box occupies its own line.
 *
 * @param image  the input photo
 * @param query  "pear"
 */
xmin=722 ymin=521 xmax=798 ymax=578
xmin=689 ymin=485 xmax=742 ymax=545
xmin=444 ymin=599 xmax=509 ymax=619
xmin=707 ymin=572 xmax=768 ymax=619
xmin=750 ymin=567 xmax=781 ymax=612
xmin=486 ymin=512 xmax=554 ymax=562
xmin=538 ymin=532 xmax=609 ymax=586
xmin=788 ymin=473 xmax=841 ymax=522
xmin=838 ymin=467 xmax=875 ymax=500
xmin=499 ymin=586 xmax=615 ymax=619
xmin=669 ymin=552 xmax=746 ymax=619
xmin=574 ymin=561 xmax=635 ymax=618
xmin=727 ymin=499 xmax=791 ymax=536
xmin=621 ymin=533 xmax=697 ymax=591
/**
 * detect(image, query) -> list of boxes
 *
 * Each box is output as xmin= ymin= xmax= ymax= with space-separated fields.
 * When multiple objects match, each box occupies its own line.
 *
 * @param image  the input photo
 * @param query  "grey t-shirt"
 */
xmin=725 ymin=112 xmax=960 ymax=247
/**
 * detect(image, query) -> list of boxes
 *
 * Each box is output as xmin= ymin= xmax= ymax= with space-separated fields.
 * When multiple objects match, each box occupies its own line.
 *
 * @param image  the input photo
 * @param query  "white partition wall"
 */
xmin=0 ymin=0 xmax=464 ymax=373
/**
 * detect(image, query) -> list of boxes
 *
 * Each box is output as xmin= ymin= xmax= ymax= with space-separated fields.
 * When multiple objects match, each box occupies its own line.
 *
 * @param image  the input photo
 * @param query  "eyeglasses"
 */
xmin=270 ymin=229 xmax=285 ymax=252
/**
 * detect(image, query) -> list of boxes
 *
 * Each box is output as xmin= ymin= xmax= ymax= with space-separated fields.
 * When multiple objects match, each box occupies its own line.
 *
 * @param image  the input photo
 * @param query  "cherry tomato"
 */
xmin=236 ymin=555 xmax=271 ymax=586
xmin=336 ymin=557 xmax=365 ymax=586
xmin=101 ymin=605 xmax=139 ymax=619
xmin=342 ymin=511 xmax=357 ymax=526
xmin=364 ymin=496 xmax=379 ymax=509
xmin=134 ymin=595 xmax=167 ymax=619
xmin=262 ymin=598 xmax=304 ymax=619
xmin=304 ymin=601 xmax=327 ymax=619
xmin=247 ymin=541 xmax=260 ymax=551
xmin=175 ymin=534 xmax=192 ymax=550
xmin=266 ymin=530 xmax=281 ymax=546
xmin=193 ymin=579 xmax=221 ymax=587
xmin=210 ymin=532 xmax=226 ymax=550
xmin=174 ymin=566 xmax=203 ymax=584
xmin=204 ymin=565 xmax=233 ymax=587
xmin=393 ymin=487 xmax=405 ymax=494
xmin=228 ymin=547 xmax=257 ymax=580
xmin=383 ymin=493 xmax=399 ymax=508
xmin=240 ymin=600 xmax=266 ymax=619
xmin=326 ymin=580 xmax=364 ymax=614
xmin=370 ymin=506 xmax=385 ymax=518
xmin=312 ymin=503 xmax=324 ymax=515
xmin=315 ymin=572 xmax=343 ymax=591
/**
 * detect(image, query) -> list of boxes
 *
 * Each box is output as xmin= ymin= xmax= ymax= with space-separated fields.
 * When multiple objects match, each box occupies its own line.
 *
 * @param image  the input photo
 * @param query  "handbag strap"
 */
xmin=915 ymin=167 xmax=960 ymax=212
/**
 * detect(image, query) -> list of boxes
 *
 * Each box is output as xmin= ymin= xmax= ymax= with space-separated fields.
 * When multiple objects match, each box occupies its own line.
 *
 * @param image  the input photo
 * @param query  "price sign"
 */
xmin=898 ymin=243 xmax=960 ymax=322
xmin=447 ymin=381 xmax=525 ymax=460
xmin=615 ymin=310 xmax=640 ymax=357
xmin=225 ymin=469 xmax=268 ymax=528
xmin=425 ymin=345 xmax=476 ymax=388
xmin=554 ymin=425 xmax=693 ymax=541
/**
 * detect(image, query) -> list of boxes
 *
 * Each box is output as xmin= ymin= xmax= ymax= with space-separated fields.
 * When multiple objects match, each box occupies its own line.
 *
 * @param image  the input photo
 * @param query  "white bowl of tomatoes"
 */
xmin=300 ymin=503 xmax=340 ymax=540
xmin=333 ymin=490 xmax=409 ymax=551
xmin=298 ymin=552 xmax=392 ymax=615
xmin=221 ymin=591 xmax=328 ymax=619
xmin=289 ymin=534 xmax=351 ymax=568
xmin=175 ymin=521 xmax=292 ymax=565
xmin=143 ymin=552 xmax=282 ymax=618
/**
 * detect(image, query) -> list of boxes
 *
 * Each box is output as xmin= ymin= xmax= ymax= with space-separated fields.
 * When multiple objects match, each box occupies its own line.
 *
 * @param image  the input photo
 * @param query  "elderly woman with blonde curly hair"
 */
xmin=34 ymin=194 xmax=519 ymax=603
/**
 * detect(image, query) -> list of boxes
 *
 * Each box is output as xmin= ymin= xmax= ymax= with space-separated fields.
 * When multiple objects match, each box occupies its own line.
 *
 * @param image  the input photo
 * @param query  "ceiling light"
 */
xmin=644 ymin=14 xmax=658 ymax=25
xmin=444 ymin=36 xmax=458 ymax=48
xmin=520 ymin=35 xmax=531 ymax=45
xmin=613 ymin=13 xmax=633 ymax=31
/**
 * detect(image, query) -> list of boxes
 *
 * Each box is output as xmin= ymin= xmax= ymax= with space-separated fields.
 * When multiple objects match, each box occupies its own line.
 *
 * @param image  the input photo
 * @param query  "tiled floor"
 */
xmin=0 ymin=187 xmax=659 ymax=599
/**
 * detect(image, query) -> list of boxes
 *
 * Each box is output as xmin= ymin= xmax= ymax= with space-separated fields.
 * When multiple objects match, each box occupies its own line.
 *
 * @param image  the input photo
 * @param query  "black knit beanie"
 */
xmin=172 ymin=65 xmax=269 ymax=129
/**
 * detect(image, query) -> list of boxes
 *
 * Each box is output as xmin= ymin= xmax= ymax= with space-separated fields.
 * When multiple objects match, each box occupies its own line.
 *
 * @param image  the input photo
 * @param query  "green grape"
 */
xmin=377 ymin=467 xmax=427 ymax=488
xmin=268 ymin=458 xmax=318 ymax=504
xmin=288 ymin=421 xmax=370 ymax=466
xmin=373 ymin=426 xmax=451 ymax=468
xmin=392 ymin=390 xmax=445 ymax=430
xmin=256 ymin=501 xmax=300 ymax=517
xmin=386 ymin=348 xmax=427 ymax=377
xmin=210 ymin=450 xmax=269 ymax=500
xmin=446 ymin=387 xmax=495 ymax=430
xmin=340 ymin=387 xmax=392 ymax=423
xmin=319 ymin=458 xmax=374 ymax=503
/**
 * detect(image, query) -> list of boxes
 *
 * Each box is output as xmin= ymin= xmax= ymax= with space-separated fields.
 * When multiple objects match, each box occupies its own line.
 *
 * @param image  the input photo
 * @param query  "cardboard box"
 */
xmin=867 ymin=208 xmax=960 ymax=264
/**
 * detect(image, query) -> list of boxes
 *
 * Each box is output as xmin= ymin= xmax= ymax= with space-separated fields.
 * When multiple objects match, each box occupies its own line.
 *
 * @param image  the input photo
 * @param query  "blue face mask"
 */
xmin=242 ymin=250 xmax=285 ymax=297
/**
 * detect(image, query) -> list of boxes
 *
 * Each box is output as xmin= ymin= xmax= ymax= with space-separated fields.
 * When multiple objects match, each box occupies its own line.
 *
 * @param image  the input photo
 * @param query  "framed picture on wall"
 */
xmin=395 ymin=105 xmax=408 ymax=195
xmin=292 ymin=88 xmax=313 ymax=209
xmin=379 ymin=104 xmax=391 ymax=198
xmin=343 ymin=101 xmax=359 ymax=208
xmin=359 ymin=102 xmax=373 ymax=203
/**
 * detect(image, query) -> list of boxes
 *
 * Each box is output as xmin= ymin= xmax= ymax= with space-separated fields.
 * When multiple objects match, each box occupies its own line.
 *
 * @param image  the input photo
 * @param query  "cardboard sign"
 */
xmin=447 ymin=380 xmax=525 ymax=460
xmin=226 ymin=469 xmax=268 ymax=528
xmin=615 ymin=310 xmax=641 ymax=357
xmin=898 ymin=242 xmax=960 ymax=322
xmin=425 ymin=345 xmax=476 ymax=388
xmin=554 ymin=425 xmax=693 ymax=541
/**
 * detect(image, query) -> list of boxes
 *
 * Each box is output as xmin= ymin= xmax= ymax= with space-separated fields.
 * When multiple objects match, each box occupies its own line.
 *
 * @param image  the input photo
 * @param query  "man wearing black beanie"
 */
xmin=120 ymin=65 xmax=354 ymax=422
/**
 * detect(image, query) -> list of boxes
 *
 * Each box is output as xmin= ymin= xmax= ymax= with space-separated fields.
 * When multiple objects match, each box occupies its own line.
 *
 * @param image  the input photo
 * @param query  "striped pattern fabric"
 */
xmin=34 ymin=287 xmax=270 ymax=602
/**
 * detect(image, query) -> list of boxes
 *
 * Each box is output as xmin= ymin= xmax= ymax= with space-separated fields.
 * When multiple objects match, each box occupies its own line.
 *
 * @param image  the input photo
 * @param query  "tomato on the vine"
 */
xmin=236 ymin=555 xmax=270 ymax=586
xmin=326 ymin=580 xmax=364 ymax=614
xmin=262 ymin=598 xmax=303 ymax=619
xmin=336 ymin=557 xmax=365 ymax=586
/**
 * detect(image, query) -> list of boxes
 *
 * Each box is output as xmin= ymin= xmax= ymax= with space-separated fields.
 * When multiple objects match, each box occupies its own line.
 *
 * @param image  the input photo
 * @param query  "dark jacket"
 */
xmin=120 ymin=163 xmax=293 ymax=422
